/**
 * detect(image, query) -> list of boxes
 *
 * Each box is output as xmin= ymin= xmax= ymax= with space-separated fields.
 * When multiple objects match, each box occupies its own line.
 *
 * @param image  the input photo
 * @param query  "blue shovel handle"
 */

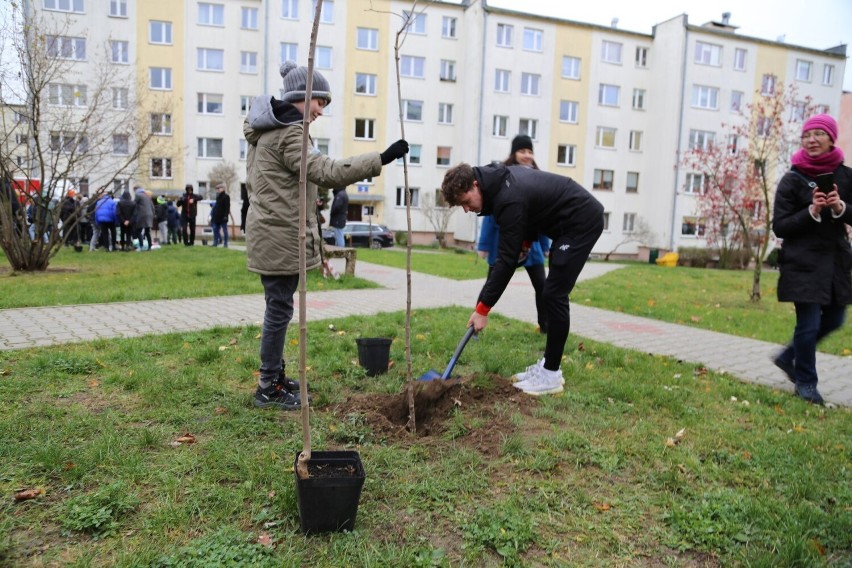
xmin=441 ymin=326 xmax=477 ymax=379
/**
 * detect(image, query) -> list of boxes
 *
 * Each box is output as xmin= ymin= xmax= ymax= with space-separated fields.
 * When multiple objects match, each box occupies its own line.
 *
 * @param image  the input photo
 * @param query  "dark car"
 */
xmin=322 ymin=222 xmax=394 ymax=249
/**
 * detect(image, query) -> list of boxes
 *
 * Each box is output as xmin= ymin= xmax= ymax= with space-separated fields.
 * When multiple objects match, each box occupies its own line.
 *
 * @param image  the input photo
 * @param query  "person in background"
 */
xmin=116 ymin=190 xmax=136 ymax=252
xmin=133 ymin=186 xmax=155 ymax=251
xmin=771 ymin=114 xmax=851 ymax=405
xmin=59 ymin=189 xmax=78 ymax=246
xmin=155 ymin=196 xmax=168 ymax=245
xmin=329 ymin=186 xmax=349 ymax=247
xmin=76 ymin=193 xmax=92 ymax=245
xmin=243 ymin=60 xmax=408 ymax=410
xmin=240 ymin=185 xmax=249 ymax=234
xmin=477 ymin=134 xmax=551 ymax=333
xmin=211 ymin=184 xmax=231 ymax=248
xmin=90 ymin=191 xmax=117 ymax=252
xmin=178 ymin=184 xmax=199 ymax=246
xmin=166 ymin=200 xmax=181 ymax=245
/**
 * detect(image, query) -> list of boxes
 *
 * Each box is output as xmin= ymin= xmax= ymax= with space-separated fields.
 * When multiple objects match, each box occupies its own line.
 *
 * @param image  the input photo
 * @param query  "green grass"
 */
xmin=1 ymin=307 xmax=850 ymax=566
xmin=572 ymin=263 xmax=851 ymax=356
xmin=0 ymin=246 xmax=378 ymax=308
xmin=358 ymin=247 xmax=490 ymax=280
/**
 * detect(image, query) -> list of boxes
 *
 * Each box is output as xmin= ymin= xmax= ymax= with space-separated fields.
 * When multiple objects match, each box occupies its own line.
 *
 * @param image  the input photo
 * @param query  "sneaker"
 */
xmin=253 ymin=385 xmax=301 ymax=410
xmin=512 ymin=358 xmax=544 ymax=383
xmin=794 ymin=383 xmax=824 ymax=406
xmin=518 ymin=366 xmax=564 ymax=396
xmin=772 ymin=354 xmax=796 ymax=384
xmin=276 ymin=374 xmax=312 ymax=403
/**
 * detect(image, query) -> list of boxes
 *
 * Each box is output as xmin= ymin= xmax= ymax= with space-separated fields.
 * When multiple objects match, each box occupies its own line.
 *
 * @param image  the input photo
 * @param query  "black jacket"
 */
xmin=475 ymin=163 xmax=603 ymax=308
xmin=772 ymin=164 xmax=852 ymax=305
xmin=329 ymin=187 xmax=349 ymax=229
xmin=212 ymin=191 xmax=230 ymax=224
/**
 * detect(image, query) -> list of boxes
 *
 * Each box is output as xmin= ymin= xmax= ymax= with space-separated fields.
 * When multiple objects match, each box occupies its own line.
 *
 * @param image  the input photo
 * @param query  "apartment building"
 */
xmin=16 ymin=0 xmax=846 ymax=255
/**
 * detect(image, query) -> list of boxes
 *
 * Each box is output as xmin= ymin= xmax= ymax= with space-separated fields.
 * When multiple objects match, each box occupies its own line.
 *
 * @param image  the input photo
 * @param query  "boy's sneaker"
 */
xmin=512 ymin=358 xmax=544 ymax=383
xmin=794 ymin=383 xmax=824 ymax=406
xmin=254 ymin=385 xmax=301 ymax=410
xmin=276 ymin=374 xmax=311 ymax=403
xmin=518 ymin=366 xmax=564 ymax=396
xmin=772 ymin=354 xmax=796 ymax=384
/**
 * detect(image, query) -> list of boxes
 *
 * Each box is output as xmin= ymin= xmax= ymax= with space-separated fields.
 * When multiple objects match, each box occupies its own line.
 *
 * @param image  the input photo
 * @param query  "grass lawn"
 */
xmin=1 ymin=307 xmax=849 ymax=566
xmin=358 ymin=246 xmax=489 ymax=280
xmin=0 ymin=246 xmax=378 ymax=309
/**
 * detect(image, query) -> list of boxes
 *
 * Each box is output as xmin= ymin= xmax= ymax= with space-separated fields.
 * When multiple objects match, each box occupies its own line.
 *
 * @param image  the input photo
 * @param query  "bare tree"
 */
xmin=420 ymin=190 xmax=454 ymax=248
xmin=0 ymin=4 xmax=160 ymax=271
xmin=603 ymin=217 xmax=655 ymax=261
xmin=208 ymin=161 xmax=238 ymax=198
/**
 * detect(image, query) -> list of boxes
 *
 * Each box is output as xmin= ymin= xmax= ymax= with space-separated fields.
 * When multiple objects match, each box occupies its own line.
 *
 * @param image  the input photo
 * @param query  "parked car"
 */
xmin=322 ymin=222 xmax=394 ymax=249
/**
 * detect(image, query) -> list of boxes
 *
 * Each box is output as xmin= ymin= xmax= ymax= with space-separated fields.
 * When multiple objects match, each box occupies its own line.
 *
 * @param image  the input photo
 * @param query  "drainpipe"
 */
xmin=668 ymin=16 xmax=689 ymax=251
xmin=263 ymin=0 xmax=270 ymax=94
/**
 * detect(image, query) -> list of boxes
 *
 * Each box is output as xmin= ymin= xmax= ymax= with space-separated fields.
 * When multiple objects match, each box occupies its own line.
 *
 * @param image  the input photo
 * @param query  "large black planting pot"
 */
xmin=294 ymin=450 xmax=366 ymax=534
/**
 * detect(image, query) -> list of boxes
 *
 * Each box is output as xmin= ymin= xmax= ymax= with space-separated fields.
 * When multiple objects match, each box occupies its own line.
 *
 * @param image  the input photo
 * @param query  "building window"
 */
xmin=44 ymin=0 xmax=84 ymax=13
xmin=316 ymin=46 xmax=332 ymax=69
xmin=440 ymin=59 xmax=456 ymax=81
xmin=437 ymin=146 xmax=451 ymax=166
xmin=790 ymin=101 xmax=807 ymax=122
xmin=46 ymin=35 xmax=86 ymax=60
xmin=240 ymin=96 xmax=251 ymax=116
xmin=623 ymin=213 xmax=636 ymax=233
xmin=241 ymin=7 xmax=258 ymax=29
xmin=356 ymin=28 xmax=378 ymax=50
xmin=355 ymin=73 xmax=377 ymax=95
xmin=796 ymin=60 xmax=812 ymax=82
xmin=684 ymin=173 xmax=705 ymax=195
xmin=557 ymin=144 xmax=576 ymax=166
xmin=281 ymin=0 xmax=298 ymax=19
xmin=149 ymin=21 xmax=172 ymax=44
xmin=110 ymin=40 xmax=129 ymax=64
xmin=402 ymin=10 xmax=426 ymax=34
xmin=150 ymin=113 xmax=172 ymax=135
xmin=595 ymin=127 xmax=616 ymax=148
xmin=681 ymin=216 xmax=706 ymax=236
xmin=281 ymin=43 xmax=298 ymax=62
xmin=694 ymin=41 xmax=722 ymax=66
xmin=493 ymin=115 xmax=508 ymax=137
xmin=559 ymin=100 xmax=578 ymax=123
xmin=403 ymin=99 xmax=423 ymax=121
xmin=150 ymin=158 xmax=172 ymax=179
xmin=112 ymin=87 xmax=128 ymax=109
xmin=629 ymin=131 xmax=643 ymax=151
xmin=109 ymin=0 xmax=127 ymax=17
xmin=523 ymin=28 xmax=542 ymax=52
xmin=691 ymin=85 xmax=719 ymax=110
xmin=198 ymin=138 xmax=223 ymax=158
xmin=562 ymin=56 xmax=580 ymax=79
xmin=822 ymin=64 xmax=835 ymax=86
xmin=602 ymin=212 xmax=610 ymax=231
xmin=688 ymin=129 xmax=715 ymax=150
xmin=355 ymin=119 xmax=375 ymax=140
xmin=518 ymin=119 xmax=537 ymax=139
xmin=733 ymin=48 xmax=746 ymax=71
xmin=601 ymin=41 xmax=622 ymax=64
xmin=197 ymin=93 xmax=224 ymax=114
xmin=494 ymin=69 xmax=510 ymax=92
xmin=731 ymin=91 xmax=744 ymax=112
xmin=626 ymin=172 xmax=639 ymax=193
xmin=757 ymin=117 xmax=772 ymax=137
xmin=313 ymin=0 xmax=333 ymax=23
xmin=240 ymin=51 xmax=257 ymax=74
xmin=520 ymin=73 xmax=540 ymax=96
xmin=400 ymin=56 xmax=425 ymax=78
xmin=396 ymin=186 xmax=420 ymax=207
xmin=48 ymin=83 xmax=87 ymax=106
xmin=314 ymin=138 xmax=329 ymax=154
xmin=198 ymin=3 xmax=225 ymax=26
xmin=407 ymin=144 xmax=422 ymax=165
xmin=438 ymin=103 xmax=453 ymax=124
xmin=496 ymin=23 xmax=513 ymax=47
xmin=442 ymin=16 xmax=457 ymax=38
xmin=815 ymin=104 xmax=830 ymax=115
xmin=113 ymin=179 xmax=129 ymax=193
xmin=761 ymin=74 xmax=777 ymax=95
xmin=50 ymin=132 xmax=87 ymax=154
xmin=632 ymin=88 xmax=646 ymax=110
xmin=593 ymin=169 xmax=614 ymax=190
xmin=598 ymin=84 xmax=620 ymax=106
xmin=198 ymin=48 xmax=224 ymax=71
xmin=727 ymin=134 xmax=739 ymax=154
xmin=239 ymin=139 xmax=248 ymax=160
xmin=112 ymin=134 xmax=129 ymax=155
xmin=635 ymin=47 xmax=648 ymax=68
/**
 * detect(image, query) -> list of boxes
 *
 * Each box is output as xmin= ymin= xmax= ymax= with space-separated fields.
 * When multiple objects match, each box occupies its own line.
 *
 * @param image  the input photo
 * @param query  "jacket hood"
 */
xmin=474 ymin=163 xmax=511 ymax=216
xmin=244 ymin=95 xmax=303 ymax=145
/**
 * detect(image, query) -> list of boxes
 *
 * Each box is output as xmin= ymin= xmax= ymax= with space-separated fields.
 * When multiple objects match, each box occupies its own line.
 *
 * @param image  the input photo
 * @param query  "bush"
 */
xmin=717 ymin=247 xmax=752 ymax=270
xmin=394 ymin=231 xmax=408 ymax=246
xmin=676 ymin=247 xmax=714 ymax=268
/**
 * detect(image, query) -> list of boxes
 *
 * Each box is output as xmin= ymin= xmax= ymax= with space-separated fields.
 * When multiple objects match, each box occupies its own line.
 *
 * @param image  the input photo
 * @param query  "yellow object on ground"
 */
xmin=655 ymin=252 xmax=679 ymax=267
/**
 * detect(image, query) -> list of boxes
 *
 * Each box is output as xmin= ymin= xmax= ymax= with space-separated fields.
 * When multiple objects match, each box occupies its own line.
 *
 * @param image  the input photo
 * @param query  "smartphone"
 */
xmin=815 ymin=172 xmax=834 ymax=194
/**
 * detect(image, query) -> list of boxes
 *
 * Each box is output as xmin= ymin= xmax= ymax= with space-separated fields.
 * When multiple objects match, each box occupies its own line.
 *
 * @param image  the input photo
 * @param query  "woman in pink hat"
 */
xmin=771 ymin=114 xmax=851 ymax=405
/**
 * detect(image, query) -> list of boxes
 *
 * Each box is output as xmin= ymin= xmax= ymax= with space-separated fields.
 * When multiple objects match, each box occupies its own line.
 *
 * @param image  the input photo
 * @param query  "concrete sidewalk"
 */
xmin=1 ymin=257 xmax=849 ymax=406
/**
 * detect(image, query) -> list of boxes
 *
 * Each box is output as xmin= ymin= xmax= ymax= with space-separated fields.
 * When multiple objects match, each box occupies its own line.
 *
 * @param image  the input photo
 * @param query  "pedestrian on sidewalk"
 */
xmin=243 ymin=60 xmax=408 ymax=410
xmin=329 ymin=186 xmax=349 ymax=247
xmin=211 ymin=184 xmax=230 ymax=248
xmin=441 ymin=162 xmax=603 ymax=396
xmin=771 ymin=114 xmax=851 ymax=405
xmin=477 ymin=134 xmax=551 ymax=334
xmin=177 ymin=184 xmax=198 ymax=246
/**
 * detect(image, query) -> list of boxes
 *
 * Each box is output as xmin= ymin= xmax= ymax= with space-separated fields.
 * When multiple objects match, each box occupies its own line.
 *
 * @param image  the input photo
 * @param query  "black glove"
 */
xmin=380 ymin=139 xmax=409 ymax=165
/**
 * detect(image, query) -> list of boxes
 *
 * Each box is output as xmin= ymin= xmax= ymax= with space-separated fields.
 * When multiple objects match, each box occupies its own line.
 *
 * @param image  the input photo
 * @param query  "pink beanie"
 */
xmin=802 ymin=114 xmax=838 ymax=142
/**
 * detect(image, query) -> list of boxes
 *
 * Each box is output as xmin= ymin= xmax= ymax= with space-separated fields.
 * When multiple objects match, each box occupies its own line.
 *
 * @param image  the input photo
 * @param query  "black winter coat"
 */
xmin=329 ymin=188 xmax=349 ymax=229
xmin=772 ymin=164 xmax=852 ymax=305
xmin=212 ymin=192 xmax=230 ymax=224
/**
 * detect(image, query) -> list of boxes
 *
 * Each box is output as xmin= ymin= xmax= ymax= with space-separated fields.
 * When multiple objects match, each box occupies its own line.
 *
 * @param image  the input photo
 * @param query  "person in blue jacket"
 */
xmin=477 ymin=135 xmax=551 ymax=333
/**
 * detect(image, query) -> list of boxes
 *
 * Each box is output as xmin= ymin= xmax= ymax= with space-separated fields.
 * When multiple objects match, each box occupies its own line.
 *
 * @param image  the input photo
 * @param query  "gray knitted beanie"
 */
xmin=280 ymin=60 xmax=332 ymax=106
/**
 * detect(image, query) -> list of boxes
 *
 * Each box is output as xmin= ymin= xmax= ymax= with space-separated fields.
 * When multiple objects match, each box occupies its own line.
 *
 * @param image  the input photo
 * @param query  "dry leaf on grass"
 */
xmin=172 ymin=433 xmax=196 ymax=446
xmin=665 ymin=428 xmax=686 ymax=447
xmin=229 ymin=338 xmax=238 ymax=345
xmin=593 ymin=502 xmax=612 ymax=512
xmin=14 ymin=488 xmax=44 ymax=501
xmin=257 ymin=532 xmax=275 ymax=547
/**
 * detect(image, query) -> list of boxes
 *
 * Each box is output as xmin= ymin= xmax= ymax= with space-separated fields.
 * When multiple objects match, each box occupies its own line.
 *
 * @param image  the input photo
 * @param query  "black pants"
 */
xmin=120 ymin=224 xmax=133 ymax=248
xmin=137 ymin=226 xmax=152 ymax=250
xmin=487 ymin=263 xmax=547 ymax=330
xmin=182 ymin=217 xmax=196 ymax=245
xmin=541 ymin=220 xmax=604 ymax=371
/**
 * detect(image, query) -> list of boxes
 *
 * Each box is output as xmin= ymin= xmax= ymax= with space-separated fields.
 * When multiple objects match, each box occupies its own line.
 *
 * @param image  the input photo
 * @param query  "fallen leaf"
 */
xmin=214 ymin=407 xmax=228 ymax=415
xmin=647 ymin=299 xmax=656 ymax=307
xmin=585 ymin=362 xmax=595 ymax=370
xmin=577 ymin=342 xmax=585 ymax=351
xmin=255 ymin=333 xmax=262 ymax=340
xmin=14 ymin=488 xmax=44 ymax=501
xmin=218 ymin=346 xmax=229 ymax=351
xmin=677 ymin=464 xmax=687 ymax=474
xmin=792 ymin=424 xmax=805 ymax=433
xmin=693 ymin=366 xmax=708 ymax=376
xmin=252 ymin=371 xmax=261 ymax=378
xmin=773 ymin=405 xmax=785 ymax=415
xmin=690 ymin=316 xmax=701 ymax=323
xmin=229 ymin=338 xmax=238 ymax=345
xmin=174 ymin=433 xmax=196 ymax=444
xmin=593 ymin=502 xmax=611 ymax=512
xmin=64 ymin=462 xmax=76 ymax=470
xmin=257 ymin=532 xmax=275 ymax=547
xmin=674 ymin=428 xmax=686 ymax=439
xmin=416 ymin=334 xmax=426 ymax=340
xmin=742 ymin=451 xmax=752 ymax=460
xmin=811 ymin=539 xmax=826 ymax=556
xmin=87 ymin=379 xmax=100 ymax=388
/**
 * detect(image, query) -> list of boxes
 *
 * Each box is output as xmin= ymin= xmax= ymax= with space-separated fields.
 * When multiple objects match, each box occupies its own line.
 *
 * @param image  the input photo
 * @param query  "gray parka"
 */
xmin=243 ymin=96 xmax=382 ymax=275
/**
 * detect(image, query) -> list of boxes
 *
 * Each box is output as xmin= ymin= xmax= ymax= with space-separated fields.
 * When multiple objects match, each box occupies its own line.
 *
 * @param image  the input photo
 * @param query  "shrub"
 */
xmin=676 ymin=247 xmax=714 ymax=268
xmin=394 ymin=231 xmax=408 ymax=246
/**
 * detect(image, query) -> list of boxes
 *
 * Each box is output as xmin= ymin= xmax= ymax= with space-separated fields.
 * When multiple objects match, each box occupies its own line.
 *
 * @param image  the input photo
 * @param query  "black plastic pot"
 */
xmin=355 ymin=337 xmax=392 ymax=376
xmin=294 ymin=451 xmax=366 ymax=534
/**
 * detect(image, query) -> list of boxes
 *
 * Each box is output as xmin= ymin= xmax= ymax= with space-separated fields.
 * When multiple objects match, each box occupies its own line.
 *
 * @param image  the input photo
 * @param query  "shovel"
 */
xmin=418 ymin=326 xmax=477 ymax=381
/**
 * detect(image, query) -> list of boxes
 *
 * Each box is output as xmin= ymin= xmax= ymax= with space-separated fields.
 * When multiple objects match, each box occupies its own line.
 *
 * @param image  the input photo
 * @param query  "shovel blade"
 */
xmin=417 ymin=369 xmax=442 ymax=381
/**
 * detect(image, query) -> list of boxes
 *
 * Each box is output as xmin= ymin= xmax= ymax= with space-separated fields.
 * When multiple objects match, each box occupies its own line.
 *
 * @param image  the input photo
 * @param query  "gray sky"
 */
xmin=490 ymin=0 xmax=852 ymax=91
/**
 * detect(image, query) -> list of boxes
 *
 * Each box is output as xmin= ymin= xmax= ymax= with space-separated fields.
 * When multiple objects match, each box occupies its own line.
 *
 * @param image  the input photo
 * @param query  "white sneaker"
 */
xmin=512 ymin=358 xmax=544 ymax=383
xmin=518 ymin=366 xmax=564 ymax=396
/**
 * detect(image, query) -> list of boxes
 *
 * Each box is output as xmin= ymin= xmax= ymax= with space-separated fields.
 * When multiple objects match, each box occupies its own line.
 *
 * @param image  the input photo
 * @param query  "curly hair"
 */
xmin=440 ymin=163 xmax=476 ymax=206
